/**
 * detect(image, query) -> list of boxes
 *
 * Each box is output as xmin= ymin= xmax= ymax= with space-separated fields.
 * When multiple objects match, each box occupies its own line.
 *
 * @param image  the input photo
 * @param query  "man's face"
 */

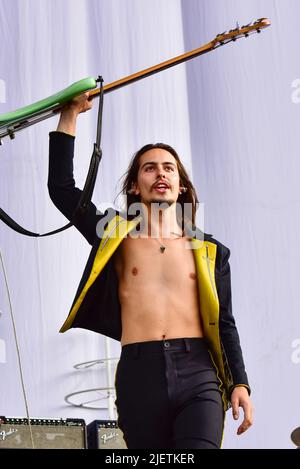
xmin=132 ymin=148 xmax=181 ymax=206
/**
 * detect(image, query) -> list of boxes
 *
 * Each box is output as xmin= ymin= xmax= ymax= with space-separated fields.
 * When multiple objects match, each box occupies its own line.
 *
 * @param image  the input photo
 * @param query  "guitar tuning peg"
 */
xmin=253 ymin=18 xmax=266 ymax=25
xmin=244 ymin=32 xmax=249 ymax=37
xmin=217 ymin=31 xmax=227 ymax=36
xmin=256 ymin=28 xmax=261 ymax=33
xmin=241 ymin=23 xmax=251 ymax=28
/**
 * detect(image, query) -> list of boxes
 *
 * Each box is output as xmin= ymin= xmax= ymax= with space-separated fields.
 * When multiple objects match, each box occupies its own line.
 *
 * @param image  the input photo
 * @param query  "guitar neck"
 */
xmin=89 ymin=18 xmax=271 ymax=98
xmin=89 ymin=40 xmax=216 ymax=98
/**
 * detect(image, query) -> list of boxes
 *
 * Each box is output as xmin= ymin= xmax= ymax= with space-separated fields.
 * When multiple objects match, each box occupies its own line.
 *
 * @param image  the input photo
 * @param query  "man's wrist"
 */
xmin=56 ymin=109 xmax=78 ymax=136
xmin=231 ymin=384 xmax=251 ymax=396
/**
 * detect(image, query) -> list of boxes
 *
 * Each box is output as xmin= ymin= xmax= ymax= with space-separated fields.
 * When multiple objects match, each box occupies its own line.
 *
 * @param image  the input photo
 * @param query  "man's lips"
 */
xmin=153 ymin=181 xmax=170 ymax=192
xmin=154 ymin=187 xmax=169 ymax=193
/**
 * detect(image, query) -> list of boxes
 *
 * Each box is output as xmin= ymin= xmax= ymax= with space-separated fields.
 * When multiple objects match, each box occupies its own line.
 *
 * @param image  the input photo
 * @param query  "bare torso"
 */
xmin=113 ymin=234 xmax=204 ymax=345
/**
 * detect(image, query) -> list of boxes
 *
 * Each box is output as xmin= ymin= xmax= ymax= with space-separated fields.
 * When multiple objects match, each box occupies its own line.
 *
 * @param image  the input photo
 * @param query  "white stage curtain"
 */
xmin=0 ymin=0 xmax=299 ymax=449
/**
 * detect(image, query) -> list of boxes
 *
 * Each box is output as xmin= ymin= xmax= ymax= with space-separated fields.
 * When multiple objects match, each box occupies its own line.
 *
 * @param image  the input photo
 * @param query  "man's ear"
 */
xmin=128 ymin=182 xmax=139 ymax=195
xmin=132 ymin=182 xmax=140 ymax=195
xmin=179 ymin=180 xmax=187 ymax=195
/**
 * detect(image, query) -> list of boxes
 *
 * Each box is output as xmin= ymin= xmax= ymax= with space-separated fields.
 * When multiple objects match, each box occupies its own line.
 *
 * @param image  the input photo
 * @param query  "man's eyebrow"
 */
xmin=140 ymin=161 xmax=176 ymax=169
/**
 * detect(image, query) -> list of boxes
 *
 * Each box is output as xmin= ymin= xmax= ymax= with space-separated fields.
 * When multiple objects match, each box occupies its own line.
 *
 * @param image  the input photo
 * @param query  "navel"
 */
xmin=132 ymin=267 xmax=138 ymax=276
xmin=189 ymin=272 xmax=197 ymax=280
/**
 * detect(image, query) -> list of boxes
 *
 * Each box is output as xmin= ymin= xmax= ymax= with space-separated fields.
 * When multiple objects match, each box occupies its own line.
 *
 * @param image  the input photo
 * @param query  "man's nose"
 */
xmin=157 ymin=169 xmax=166 ymax=178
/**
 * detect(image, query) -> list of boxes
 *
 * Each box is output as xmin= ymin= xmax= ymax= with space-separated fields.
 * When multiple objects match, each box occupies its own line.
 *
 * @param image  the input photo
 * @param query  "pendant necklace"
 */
xmin=159 ymin=244 xmax=166 ymax=254
xmin=155 ymin=231 xmax=183 ymax=253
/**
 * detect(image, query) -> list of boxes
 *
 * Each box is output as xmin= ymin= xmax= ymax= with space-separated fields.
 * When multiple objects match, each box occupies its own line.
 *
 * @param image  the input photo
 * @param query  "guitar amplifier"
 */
xmin=87 ymin=420 xmax=127 ymax=449
xmin=0 ymin=416 xmax=87 ymax=449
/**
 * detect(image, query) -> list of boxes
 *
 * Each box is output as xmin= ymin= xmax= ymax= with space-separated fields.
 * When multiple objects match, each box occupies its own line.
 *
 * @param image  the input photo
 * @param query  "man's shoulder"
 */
xmin=193 ymin=227 xmax=231 ymax=268
xmin=93 ymin=207 xmax=136 ymax=243
xmin=193 ymin=226 xmax=229 ymax=249
xmin=206 ymin=234 xmax=230 ymax=252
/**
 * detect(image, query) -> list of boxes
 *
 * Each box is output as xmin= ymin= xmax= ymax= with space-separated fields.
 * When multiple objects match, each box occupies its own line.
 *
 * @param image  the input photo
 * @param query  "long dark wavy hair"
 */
xmin=116 ymin=143 xmax=199 ymax=228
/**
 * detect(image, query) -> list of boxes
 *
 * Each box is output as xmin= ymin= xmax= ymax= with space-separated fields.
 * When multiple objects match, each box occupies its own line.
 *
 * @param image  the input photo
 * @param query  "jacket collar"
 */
xmin=184 ymin=224 xmax=213 ymax=241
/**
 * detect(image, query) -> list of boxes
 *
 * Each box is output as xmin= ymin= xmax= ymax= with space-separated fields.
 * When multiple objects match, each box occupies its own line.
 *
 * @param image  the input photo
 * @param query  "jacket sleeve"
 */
xmin=216 ymin=244 xmax=251 ymax=396
xmin=48 ymin=131 xmax=102 ymax=245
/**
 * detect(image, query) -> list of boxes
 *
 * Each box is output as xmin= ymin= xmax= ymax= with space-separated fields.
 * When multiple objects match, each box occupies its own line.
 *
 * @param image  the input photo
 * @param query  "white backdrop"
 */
xmin=0 ymin=0 xmax=299 ymax=449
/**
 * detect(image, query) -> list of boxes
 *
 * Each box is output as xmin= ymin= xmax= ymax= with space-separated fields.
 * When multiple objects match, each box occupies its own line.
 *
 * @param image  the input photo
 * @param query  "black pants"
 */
xmin=114 ymin=337 xmax=225 ymax=449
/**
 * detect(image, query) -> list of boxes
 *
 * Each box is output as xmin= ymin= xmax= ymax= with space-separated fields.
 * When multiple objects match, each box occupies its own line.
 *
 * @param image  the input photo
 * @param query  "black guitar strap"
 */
xmin=0 ymin=76 xmax=104 ymax=237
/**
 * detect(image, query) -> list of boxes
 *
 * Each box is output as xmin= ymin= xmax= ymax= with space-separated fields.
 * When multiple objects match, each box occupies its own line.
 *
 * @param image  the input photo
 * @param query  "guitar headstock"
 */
xmin=213 ymin=18 xmax=271 ymax=46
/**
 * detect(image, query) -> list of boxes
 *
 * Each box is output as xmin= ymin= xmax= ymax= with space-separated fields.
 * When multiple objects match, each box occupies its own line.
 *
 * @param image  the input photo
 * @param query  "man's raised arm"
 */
xmin=48 ymin=93 xmax=101 ymax=245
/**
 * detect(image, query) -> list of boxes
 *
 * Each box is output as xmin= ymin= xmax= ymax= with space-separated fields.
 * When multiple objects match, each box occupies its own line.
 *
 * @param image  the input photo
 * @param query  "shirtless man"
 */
xmin=48 ymin=93 xmax=253 ymax=449
xmin=114 ymin=160 xmax=204 ymax=346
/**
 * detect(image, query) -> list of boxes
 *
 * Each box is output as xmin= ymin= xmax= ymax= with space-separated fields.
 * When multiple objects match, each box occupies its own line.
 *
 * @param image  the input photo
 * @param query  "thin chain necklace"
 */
xmin=154 ymin=231 xmax=184 ymax=253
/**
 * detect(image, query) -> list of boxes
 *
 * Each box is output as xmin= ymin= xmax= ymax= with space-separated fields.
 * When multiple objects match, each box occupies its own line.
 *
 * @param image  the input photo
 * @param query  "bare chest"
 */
xmin=113 ymin=236 xmax=197 ymax=284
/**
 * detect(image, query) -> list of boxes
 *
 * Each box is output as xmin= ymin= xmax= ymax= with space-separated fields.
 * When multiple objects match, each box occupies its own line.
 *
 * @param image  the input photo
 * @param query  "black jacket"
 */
xmin=48 ymin=131 xmax=250 ymax=410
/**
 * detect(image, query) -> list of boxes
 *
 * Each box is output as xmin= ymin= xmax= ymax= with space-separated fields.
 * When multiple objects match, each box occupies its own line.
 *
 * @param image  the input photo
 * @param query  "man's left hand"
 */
xmin=230 ymin=386 xmax=254 ymax=435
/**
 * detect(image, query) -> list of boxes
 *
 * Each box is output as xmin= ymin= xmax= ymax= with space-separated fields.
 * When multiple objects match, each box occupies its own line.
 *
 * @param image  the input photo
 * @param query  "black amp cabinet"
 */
xmin=87 ymin=420 xmax=127 ymax=449
xmin=0 ymin=416 xmax=87 ymax=449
